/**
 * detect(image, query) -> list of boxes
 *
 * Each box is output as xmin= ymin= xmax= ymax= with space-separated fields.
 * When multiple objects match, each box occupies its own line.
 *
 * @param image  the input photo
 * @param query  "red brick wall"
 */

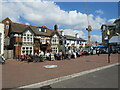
xmin=15 ymin=46 xmax=21 ymax=57
xmin=10 ymin=37 xmax=15 ymax=49
xmin=34 ymin=46 xmax=40 ymax=54
xmin=15 ymin=36 xmax=22 ymax=43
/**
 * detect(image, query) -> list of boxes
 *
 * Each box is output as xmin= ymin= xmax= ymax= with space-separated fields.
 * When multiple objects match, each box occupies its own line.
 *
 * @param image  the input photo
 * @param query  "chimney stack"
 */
xmin=75 ymin=33 xmax=79 ymax=38
xmin=54 ymin=24 xmax=58 ymax=31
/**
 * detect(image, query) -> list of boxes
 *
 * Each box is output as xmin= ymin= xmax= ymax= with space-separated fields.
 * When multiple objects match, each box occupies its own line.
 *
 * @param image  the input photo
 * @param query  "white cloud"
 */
xmin=108 ymin=19 xmax=116 ymax=23
xmin=95 ymin=9 xmax=104 ymax=15
xmin=91 ymin=35 xmax=102 ymax=43
xmin=25 ymin=22 xmax=30 ymax=25
xmin=63 ymin=29 xmax=86 ymax=39
xmin=1 ymin=1 xmax=106 ymax=30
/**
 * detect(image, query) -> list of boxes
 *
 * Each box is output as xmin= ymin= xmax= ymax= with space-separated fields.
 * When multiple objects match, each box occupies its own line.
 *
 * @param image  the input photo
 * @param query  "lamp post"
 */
xmin=107 ymin=30 xmax=110 ymax=63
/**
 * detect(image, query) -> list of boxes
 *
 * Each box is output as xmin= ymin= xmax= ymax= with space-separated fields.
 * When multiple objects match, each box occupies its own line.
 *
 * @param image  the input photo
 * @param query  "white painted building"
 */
xmin=51 ymin=33 xmax=60 ymax=53
xmin=59 ymin=31 xmax=86 ymax=51
xmin=0 ymin=23 xmax=4 ymax=55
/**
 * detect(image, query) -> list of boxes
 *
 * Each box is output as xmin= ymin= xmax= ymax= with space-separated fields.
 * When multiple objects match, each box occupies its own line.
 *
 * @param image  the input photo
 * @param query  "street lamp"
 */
xmin=107 ymin=29 xmax=110 ymax=63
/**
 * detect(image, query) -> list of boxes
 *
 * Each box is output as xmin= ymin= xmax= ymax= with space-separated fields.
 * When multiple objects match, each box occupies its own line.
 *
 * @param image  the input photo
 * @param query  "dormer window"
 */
xmin=39 ymin=28 xmax=41 ymax=32
xmin=41 ymin=28 xmax=47 ymax=33
xmin=44 ymin=29 xmax=47 ymax=32
xmin=38 ymin=27 xmax=47 ymax=33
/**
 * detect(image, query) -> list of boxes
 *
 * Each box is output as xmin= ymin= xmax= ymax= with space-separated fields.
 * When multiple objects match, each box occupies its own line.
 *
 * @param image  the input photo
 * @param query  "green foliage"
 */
xmin=58 ymin=44 xmax=62 ymax=52
xmin=79 ymin=46 xmax=83 ymax=49
xmin=72 ymin=46 xmax=76 ymax=49
xmin=85 ymin=46 xmax=90 ymax=48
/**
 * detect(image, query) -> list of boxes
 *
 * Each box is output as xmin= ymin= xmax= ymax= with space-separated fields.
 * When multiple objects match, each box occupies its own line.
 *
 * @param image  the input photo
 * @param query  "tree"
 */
xmin=58 ymin=44 xmax=62 ymax=52
xmin=79 ymin=46 xmax=83 ymax=49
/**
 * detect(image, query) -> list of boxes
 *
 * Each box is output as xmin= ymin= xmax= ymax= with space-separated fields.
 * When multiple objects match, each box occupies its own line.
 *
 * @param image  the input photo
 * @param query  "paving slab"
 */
xmin=1 ymin=54 xmax=119 ymax=89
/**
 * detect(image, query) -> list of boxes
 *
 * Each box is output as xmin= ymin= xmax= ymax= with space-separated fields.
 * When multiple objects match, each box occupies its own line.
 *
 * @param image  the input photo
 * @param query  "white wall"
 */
xmin=0 ymin=23 xmax=4 ymax=55
xmin=65 ymin=39 xmax=86 ymax=48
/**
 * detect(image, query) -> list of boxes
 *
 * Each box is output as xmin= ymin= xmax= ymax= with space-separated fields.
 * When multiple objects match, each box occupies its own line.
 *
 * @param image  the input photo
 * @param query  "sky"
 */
xmin=0 ymin=0 xmax=119 ymax=42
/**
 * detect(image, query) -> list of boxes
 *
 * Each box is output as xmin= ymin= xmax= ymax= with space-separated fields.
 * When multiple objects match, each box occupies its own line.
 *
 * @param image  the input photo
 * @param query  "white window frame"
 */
xmin=52 ymin=37 xmax=58 ymax=44
xmin=39 ymin=28 xmax=41 ymax=32
xmin=23 ymin=31 xmax=33 ymax=44
xmin=41 ymin=38 xmax=46 ymax=44
xmin=52 ymin=46 xmax=58 ymax=53
xmin=21 ymin=46 xmax=33 ymax=55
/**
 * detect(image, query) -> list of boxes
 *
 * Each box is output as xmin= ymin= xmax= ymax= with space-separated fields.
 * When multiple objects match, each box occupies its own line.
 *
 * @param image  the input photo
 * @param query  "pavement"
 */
xmin=1 ymin=54 xmax=119 ymax=89
xmin=50 ymin=65 xmax=118 ymax=88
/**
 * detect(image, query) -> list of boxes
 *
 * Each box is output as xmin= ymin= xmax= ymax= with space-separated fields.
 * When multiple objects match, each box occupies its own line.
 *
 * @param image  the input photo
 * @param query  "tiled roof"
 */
xmin=10 ymin=22 xmax=54 ymax=36
xmin=64 ymin=35 xmax=86 ymax=41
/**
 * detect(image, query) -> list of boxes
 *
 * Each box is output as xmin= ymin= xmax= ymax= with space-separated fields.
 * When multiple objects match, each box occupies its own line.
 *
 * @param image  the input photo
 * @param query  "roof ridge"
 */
xmin=12 ymin=22 xmax=54 ymax=31
xmin=12 ymin=22 xmax=38 ymax=28
xmin=64 ymin=35 xmax=86 ymax=40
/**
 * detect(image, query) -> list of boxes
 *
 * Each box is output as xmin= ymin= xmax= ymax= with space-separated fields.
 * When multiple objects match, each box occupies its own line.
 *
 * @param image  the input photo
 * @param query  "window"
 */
xmin=44 ymin=29 xmax=47 ymax=32
xmin=41 ymin=28 xmax=47 ymax=32
xmin=22 ymin=46 xmax=33 ymax=55
xmin=52 ymin=47 xmax=58 ymax=53
xmin=6 ymin=25 xmax=9 ymax=29
xmin=52 ymin=37 xmax=58 ymax=44
xmin=41 ymin=38 xmax=46 ymax=44
xmin=38 ymin=28 xmax=41 ymax=32
xmin=23 ymin=33 xmax=33 ymax=44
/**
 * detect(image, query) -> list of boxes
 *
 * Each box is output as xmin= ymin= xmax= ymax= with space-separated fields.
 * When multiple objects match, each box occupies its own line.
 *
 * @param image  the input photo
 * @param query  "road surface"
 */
xmin=49 ymin=65 xmax=119 ymax=88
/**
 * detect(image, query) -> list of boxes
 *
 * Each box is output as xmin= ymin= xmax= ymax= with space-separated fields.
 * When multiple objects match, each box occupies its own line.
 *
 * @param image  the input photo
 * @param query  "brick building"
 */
xmin=1 ymin=17 xmax=86 ymax=58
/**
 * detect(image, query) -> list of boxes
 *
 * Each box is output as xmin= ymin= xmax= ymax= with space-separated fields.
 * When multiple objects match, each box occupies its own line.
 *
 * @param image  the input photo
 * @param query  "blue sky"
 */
xmin=55 ymin=2 xmax=118 ymax=41
xmin=56 ymin=2 xmax=118 ymax=19
xmin=1 ymin=1 xmax=118 ymax=42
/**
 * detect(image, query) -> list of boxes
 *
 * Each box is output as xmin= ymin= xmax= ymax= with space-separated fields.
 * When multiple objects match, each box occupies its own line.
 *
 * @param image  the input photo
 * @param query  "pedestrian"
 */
xmin=45 ymin=52 xmax=50 ymax=60
xmin=54 ymin=52 xmax=57 ymax=60
xmin=97 ymin=48 xmax=100 ymax=56
xmin=73 ymin=51 xmax=77 ymax=58
xmin=49 ymin=52 xmax=55 ymax=61
xmin=21 ymin=54 xmax=25 ymax=61
xmin=62 ymin=51 xmax=65 ymax=60
xmin=68 ymin=50 xmax=71 ymax=60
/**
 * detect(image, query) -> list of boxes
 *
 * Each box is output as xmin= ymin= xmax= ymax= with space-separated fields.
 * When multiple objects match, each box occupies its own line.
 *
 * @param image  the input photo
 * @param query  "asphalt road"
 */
xmin=48 ymin=65 xmax=119 ymax=88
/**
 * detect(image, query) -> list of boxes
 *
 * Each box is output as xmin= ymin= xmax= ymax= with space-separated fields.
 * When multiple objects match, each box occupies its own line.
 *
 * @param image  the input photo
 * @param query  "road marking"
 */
xmin=16 ymin=63 xmax=119 ymax=89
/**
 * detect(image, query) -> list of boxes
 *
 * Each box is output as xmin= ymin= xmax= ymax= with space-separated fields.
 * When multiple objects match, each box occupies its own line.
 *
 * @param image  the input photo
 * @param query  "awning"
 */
xmin=82 ymin=48 xmax=91 ymax=51
xmin=90 ymin=45 xmax=105 ymax=47
xmin=109 ymin=36 xmax=120 ymax=44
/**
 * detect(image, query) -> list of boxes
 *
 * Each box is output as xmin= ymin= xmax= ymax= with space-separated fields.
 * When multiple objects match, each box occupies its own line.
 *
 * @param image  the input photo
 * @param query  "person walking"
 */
xmin=68 ymin=50 xmax=71 ymax=60
xmin=97 ymin=48 xmax=100 ymax=56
